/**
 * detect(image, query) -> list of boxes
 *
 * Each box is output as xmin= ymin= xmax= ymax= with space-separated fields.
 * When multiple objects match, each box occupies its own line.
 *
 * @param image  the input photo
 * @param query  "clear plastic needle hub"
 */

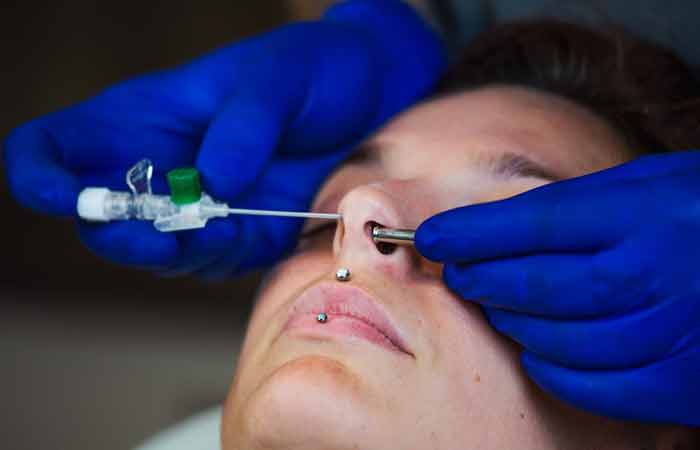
xmin=76 ymin=159 xmax=341 ymax=232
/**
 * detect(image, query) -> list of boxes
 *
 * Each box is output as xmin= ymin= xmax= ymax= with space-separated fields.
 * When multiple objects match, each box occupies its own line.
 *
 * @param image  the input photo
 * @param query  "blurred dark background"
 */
xmin=0 ymin=2 xmax=297 ymax=449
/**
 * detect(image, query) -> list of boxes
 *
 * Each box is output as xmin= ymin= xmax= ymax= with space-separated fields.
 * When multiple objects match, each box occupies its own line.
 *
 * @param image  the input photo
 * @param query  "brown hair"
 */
xmin=436 ymin=20 xmax=700 ymax=154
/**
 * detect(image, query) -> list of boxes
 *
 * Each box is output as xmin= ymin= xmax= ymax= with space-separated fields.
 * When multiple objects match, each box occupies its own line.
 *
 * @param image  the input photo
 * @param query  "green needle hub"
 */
xmin=167 ymin=167 xmax=202 ymax=205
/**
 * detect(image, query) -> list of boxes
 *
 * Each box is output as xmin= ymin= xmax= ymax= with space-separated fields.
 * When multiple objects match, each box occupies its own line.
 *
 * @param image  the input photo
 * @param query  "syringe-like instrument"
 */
xmin=76 ymin=159 xmax=340 ymax=232
xmin=76 ymin=159 xmax=414 ymax=246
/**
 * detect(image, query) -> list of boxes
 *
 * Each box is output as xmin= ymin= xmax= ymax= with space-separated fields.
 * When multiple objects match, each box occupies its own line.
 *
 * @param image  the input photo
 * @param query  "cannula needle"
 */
xmin=214 ymin=207 xmax=341 ymax=220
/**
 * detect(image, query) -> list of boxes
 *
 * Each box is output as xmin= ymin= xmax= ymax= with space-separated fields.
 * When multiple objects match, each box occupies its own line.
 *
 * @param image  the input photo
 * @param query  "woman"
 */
xmin=218 ymin=21 xmax=700 ymax=450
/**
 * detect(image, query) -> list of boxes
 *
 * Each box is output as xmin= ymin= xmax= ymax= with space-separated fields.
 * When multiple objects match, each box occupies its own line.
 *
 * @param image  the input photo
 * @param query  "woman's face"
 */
xmin=221 ymin=86 xmax=638 ymax=450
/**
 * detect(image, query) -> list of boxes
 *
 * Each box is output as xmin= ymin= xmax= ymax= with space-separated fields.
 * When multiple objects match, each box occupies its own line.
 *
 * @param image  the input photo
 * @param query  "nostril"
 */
xmin=377 ymin=241 xmax=398 ymax=255
xmin=367 ymin=221 xmax=398 ymax=255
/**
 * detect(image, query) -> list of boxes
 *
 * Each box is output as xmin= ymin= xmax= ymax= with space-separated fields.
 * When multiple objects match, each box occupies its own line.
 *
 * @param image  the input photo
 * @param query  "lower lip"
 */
xmin=283 ymin=313 xmax=408 ymax=355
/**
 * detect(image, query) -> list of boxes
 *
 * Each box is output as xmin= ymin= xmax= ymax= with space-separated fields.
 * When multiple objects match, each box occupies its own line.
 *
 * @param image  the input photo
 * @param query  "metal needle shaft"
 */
xmin=223 ymin=208 xmax=341 ymax=220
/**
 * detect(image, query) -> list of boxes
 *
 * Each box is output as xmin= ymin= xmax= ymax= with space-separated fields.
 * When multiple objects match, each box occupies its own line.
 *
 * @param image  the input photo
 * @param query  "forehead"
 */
xmin=369 ymin=86 xmax=633 ymax=178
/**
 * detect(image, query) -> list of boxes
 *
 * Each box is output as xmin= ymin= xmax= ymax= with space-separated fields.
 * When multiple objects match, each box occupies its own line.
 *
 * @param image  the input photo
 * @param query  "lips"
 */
xmin=283 ymin=282 xmax=413 ymax=357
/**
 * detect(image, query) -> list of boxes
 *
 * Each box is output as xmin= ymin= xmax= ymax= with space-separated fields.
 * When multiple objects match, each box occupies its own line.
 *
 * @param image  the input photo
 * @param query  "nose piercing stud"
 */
xmin=317 ymin=312 xmax=328 ymax=323
xmin=335 ymin=267 xmax=351 ymax=281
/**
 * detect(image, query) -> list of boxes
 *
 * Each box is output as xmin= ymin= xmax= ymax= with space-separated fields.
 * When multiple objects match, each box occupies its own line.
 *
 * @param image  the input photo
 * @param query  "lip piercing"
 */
xmin=317 ymin=312 xmax=328 ymax=323
xmin=335 ymin=267 xmax=351 ymax=282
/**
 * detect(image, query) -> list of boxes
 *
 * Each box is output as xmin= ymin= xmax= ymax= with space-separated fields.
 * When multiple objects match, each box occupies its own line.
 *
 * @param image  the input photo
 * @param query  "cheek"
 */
xmin=419 ymin=287 xmax=525 ymax=412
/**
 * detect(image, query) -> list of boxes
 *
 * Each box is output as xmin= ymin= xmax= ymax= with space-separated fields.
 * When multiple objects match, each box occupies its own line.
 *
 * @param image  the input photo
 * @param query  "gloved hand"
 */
xmin=416 ymin=150 xmax=700 ymax=426
xmin=4 ymin=0 xmax=446 ymax=278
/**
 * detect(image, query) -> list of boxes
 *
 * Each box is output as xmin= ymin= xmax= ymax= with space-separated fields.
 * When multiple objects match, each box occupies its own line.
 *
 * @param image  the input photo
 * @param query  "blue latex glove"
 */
xmin=416 ymin=151 xmax=700 ymax=426
xmin=4 ymin=0 xmax=446 ymax=279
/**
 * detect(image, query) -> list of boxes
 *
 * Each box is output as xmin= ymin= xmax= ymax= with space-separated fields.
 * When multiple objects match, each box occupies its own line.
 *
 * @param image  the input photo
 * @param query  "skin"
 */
xmin=221 ymin=86 xmax=693 ymax=450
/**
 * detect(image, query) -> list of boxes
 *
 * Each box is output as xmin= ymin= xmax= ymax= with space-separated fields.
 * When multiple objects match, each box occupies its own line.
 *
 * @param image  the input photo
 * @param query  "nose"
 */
xmin=333 ymin=182 xmax=422 ymax=281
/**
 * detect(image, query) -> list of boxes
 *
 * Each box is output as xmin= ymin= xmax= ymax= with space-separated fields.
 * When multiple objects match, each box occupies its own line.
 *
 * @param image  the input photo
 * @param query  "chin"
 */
xmin=222 ymin=355 xmax=377 ymax=450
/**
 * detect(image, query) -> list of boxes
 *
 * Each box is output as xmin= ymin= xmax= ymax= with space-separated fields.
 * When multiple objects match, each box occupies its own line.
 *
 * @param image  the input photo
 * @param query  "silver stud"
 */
xmin=317 ymin=312 xmax=328 ymax=323
xmin=335 ymin=267 xmax=351 ymax=282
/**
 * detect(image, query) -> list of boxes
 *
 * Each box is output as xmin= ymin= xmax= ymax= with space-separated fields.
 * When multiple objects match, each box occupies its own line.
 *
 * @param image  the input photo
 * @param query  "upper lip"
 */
xmin=285 ymin=282 xmax=413 ymax=357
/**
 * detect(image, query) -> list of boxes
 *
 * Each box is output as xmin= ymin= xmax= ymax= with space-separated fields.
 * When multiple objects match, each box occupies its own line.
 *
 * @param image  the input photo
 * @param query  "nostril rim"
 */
xmin=365 ymin=221 xmax=380 ymax=240
xmin=367 ymin=221 xmax=398 ymax=255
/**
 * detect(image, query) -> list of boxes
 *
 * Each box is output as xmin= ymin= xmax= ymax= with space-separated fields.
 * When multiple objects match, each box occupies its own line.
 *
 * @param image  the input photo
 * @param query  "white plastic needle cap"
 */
xmin=77 ymin=187 xmax=110 ymax=221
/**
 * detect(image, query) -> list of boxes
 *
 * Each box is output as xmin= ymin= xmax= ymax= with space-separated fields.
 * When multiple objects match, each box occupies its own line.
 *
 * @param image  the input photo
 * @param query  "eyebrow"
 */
xmin=486 ymin=151 xmax=562 ymax=181
xmin=347 ymin=143 xmax=562 ymax=182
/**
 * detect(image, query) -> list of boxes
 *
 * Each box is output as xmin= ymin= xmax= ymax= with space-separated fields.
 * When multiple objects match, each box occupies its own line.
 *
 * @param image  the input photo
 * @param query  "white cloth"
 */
xmin=133 ymin=406 xmax=222 ymax=450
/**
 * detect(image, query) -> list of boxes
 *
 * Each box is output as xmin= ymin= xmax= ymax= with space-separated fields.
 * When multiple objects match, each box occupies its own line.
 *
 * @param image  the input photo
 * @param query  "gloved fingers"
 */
xmin=195 ymin=94 xmax=284 ymax=202
xmin=5 ymin=70 xmax=210 ymax=217
xmin=442 ymin=254 xmax=632 ymax=318
xmin=4 ymin=121 xmax=82 ymax=216
xmin=483 ymin=293 xmax=698 ymax=369
xmin=416 ymin=180 xmax=631 ymax=263
xmin=521 ymin=348 xmax=700 ymax=426
xmin=156 ymin=217 xmax=240 ymax=277
xmin=45 ymin=77 xmax=203 ymax=173
xmin=78 ymin=220 xmax=179 ymax=269
xmin=194 ymin=21 xmax=390 ymax=203
xmin=443 ymin=250 xmax=671 ymax=318
xmin=193 ymin=76 xmax=351 ymax=203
